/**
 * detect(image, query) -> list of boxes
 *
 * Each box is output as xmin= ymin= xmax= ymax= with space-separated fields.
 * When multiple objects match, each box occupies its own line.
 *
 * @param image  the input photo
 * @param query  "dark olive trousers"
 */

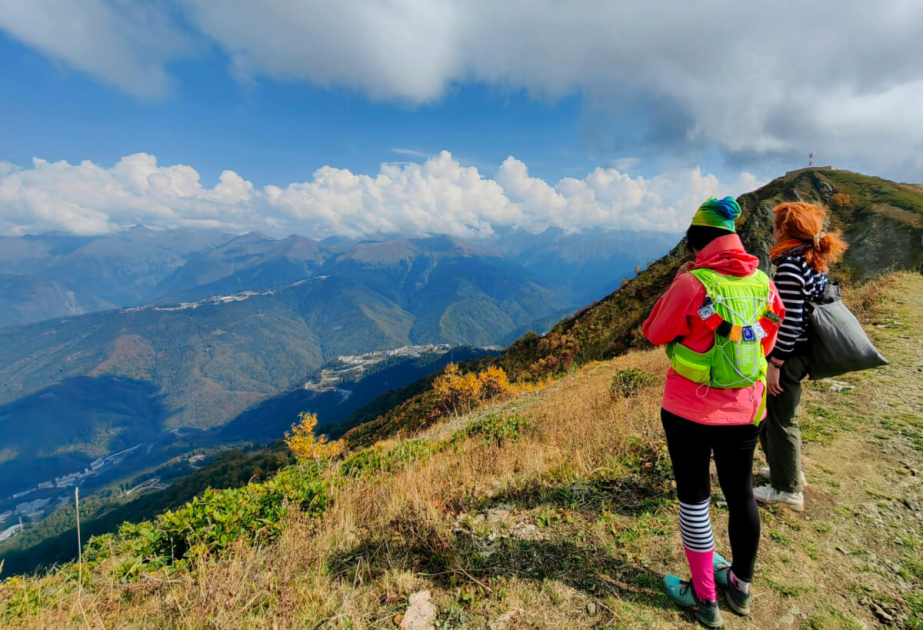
xmin=760 ymin=351 xmax=811 ymax=493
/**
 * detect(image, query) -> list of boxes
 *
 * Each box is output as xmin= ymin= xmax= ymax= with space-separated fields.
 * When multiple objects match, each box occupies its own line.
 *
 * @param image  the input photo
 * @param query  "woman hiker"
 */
xmin=753 ymin=201 xmax=848 ymax=511
xmin=643 ymin=197 xmax=786 ymax=627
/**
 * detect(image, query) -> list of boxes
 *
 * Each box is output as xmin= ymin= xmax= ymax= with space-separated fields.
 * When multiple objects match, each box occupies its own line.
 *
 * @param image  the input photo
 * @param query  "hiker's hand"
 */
xmin=676 ymin=262 xmax=695 ymax=277
xmin=767 ymin=363 xmax=783 ymax=396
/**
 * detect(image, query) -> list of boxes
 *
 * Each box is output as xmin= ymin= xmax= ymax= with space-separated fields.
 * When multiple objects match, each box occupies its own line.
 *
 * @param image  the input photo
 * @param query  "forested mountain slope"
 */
xmin=342 ymin=169 xmax=923 ymax=447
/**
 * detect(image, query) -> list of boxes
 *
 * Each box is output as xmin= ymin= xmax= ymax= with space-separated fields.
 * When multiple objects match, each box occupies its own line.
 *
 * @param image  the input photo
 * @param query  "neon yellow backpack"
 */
xmin=665 ymin=267 xmax=776 ymax=423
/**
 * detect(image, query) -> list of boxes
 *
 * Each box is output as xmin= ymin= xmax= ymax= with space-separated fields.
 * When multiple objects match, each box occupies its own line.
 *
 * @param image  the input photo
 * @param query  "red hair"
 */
xmin=771 ymin=202 xmax=848 ymax=272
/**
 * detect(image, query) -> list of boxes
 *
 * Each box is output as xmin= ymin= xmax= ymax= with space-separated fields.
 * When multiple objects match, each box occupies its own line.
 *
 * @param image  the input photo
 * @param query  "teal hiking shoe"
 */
xmin=663 ymin=574 xmax=724 ymax=628
xmin=713 ymin=552 xmax=751 ymax=616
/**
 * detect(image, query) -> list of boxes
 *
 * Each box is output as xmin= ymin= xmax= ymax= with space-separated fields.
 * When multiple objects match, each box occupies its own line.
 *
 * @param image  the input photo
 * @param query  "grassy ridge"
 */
xmin=340 ymin=169 xmax=923 ymax=449
xmin=1 ymin=272 xmax=917 ymax=628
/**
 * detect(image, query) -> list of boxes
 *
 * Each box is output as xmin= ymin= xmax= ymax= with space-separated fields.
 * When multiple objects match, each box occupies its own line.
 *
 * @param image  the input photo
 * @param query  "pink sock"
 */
xmin=684 ymin=548 xmax=717 ymax=602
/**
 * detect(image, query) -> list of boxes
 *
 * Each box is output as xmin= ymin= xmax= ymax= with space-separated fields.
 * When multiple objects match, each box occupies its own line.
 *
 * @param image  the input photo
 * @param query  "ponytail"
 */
xmin=772 ymin=202 xmax=848 ymax=272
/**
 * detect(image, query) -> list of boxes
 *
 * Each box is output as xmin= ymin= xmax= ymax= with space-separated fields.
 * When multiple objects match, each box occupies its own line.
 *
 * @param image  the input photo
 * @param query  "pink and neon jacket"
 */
xmin=642 ymin=234 xmax=785 ymax=425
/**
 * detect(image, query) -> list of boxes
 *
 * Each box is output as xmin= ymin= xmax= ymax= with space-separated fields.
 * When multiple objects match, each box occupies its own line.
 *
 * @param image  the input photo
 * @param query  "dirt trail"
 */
xmin=441 ymin=274 xmax=923 ymax=628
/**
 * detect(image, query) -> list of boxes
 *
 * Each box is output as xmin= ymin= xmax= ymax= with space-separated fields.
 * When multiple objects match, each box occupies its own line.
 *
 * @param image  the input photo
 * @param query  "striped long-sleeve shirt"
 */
xmin=770 ymin=254 xmax=828 ymax=360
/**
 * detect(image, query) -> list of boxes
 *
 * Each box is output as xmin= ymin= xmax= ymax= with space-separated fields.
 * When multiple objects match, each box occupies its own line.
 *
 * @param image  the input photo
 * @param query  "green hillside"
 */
xmin=0 ymin=443 xmax=296 ymax=577
xmin=0 ymin=345 xmax=495 ymax=574
xmin=0 ymin=238 xmax=568 ymax=502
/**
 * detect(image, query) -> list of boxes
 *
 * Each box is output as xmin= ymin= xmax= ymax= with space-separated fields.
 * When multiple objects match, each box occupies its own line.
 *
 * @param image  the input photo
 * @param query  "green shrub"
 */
xmin=340 ymin=439 xmax=441 ymax=479
xmin=610 ymin=368 xmax=653 ymax=399
xmin=101 ymin=462 xmax=330 ymax=575
xmin=456 ymin=414 xmax=535 ymax=447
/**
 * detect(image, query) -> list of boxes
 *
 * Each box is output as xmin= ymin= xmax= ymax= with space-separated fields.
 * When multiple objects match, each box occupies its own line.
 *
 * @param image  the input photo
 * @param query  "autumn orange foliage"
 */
xmin=432 ymin=363 xmax=512 ymax=415
xmin=285 ymin=412 xmax=344 ymax=461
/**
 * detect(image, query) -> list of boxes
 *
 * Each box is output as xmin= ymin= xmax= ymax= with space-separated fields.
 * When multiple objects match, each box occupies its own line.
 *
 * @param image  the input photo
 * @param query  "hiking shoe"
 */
xmin=759 ymin=467 xmax=807 ymax=487
xmin=663 ymin=574 xmax=724 ymax=628
xmin=713 ymin=552 xmax=751 ymax=616
xmin=754 ymin=485 xmax=804 ymax=511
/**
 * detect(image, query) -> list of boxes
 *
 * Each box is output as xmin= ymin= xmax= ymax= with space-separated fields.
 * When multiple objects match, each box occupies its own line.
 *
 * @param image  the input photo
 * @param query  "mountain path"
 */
xmin=440 ymin=273 xmax=923 ymax=628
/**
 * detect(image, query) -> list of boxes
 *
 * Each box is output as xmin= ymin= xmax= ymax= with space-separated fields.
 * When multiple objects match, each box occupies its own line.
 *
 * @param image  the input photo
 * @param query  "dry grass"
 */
xmin=3 ymin=273 xmax=921 ymax=629
xmin=2 ymin=350 xmax=670 ymax=628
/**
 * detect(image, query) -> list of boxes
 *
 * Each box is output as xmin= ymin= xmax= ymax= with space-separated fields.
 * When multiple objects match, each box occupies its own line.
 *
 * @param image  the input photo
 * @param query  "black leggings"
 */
xmin=661 ymin=409 xmax=761 ymax=581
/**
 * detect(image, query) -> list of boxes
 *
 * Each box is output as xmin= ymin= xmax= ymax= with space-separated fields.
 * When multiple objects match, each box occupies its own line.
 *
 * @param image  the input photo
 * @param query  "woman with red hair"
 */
xmin=755 ymin=202 xmax=848 ymax=511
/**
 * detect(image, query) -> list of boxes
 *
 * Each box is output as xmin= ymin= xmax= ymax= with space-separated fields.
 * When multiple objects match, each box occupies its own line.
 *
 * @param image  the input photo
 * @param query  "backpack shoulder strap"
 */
xmin=688 ymin=267 xmax=721 ymax=298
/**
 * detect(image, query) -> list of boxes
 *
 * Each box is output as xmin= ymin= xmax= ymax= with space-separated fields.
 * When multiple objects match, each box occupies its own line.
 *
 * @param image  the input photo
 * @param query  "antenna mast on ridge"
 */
xmin=809 ymin=153 xmax=814 ymax=167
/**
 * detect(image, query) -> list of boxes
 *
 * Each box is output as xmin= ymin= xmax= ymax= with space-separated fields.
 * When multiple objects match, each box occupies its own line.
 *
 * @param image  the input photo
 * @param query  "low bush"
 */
xmin=456 ymin=414 xmax=535 ymax=448
xmin=340 ymin=439 xmax=442 ymax=479
xmin=610 ymin=368 xmax=653 ymax=399
xmin=85 ymin=463 xmax=330 ymax=576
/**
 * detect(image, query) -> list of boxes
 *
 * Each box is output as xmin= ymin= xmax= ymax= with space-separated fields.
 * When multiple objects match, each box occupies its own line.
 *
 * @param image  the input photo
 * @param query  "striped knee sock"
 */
xmin=680 ymin=499 xmax=716 ymax=602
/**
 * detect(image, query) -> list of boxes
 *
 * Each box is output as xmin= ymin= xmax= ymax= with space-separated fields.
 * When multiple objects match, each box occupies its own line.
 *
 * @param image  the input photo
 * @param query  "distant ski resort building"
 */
xmin=15 ymin=497 xmax=51 ymax=516
xmin=0 ymin=523 xmax=23 ymax=543
xmin=55 ymin=472 xmax=83 ymax=488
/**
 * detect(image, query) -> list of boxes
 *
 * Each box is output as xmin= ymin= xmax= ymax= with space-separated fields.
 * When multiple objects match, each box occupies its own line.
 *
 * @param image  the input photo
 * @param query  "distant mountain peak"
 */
xmin=233 ymin=231 xmax=273 ymax=242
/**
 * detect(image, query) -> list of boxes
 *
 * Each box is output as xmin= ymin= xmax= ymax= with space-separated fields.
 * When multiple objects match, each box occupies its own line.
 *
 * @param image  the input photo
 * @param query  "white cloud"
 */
xmin=390 ymin=148 xmax=431 ymax=158
xmin=0 ymin=0 xmax=195 ymax=98
xmin=3 ymin=1 xmax=921 ymax=176
xmin=0 ymin=151 xmax=760 ymax=238
xmin=613 ymin=158 xmax=640 ymax=171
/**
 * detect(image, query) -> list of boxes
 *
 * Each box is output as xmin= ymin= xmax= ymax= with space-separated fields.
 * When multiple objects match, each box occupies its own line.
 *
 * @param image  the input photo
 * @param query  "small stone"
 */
xmin=511 ymin=522 xmax=541 ymax=540
xmin=488 ymin=612 xmax=514 ymax=630
xmin=586 ymin=602 xmax=597 ymax=615
xmin=486 ymin=506 xmax=512 ymax=524
xmin=872 ymin=603 xmax=895 ymax=624
xmin=400 ymin=591 xmax=437 ymax=630
xmin=826 ymin=379 xmax=856 ymax=392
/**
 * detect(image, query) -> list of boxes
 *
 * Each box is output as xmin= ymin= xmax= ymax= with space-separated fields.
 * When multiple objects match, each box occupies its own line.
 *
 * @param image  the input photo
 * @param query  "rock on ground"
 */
xmin=400 ymin=591 xmax=437 ymax=630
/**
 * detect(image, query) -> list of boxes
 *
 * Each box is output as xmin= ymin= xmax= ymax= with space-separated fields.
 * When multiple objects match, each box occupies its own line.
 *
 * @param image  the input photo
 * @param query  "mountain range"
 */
xmin=0 ymin=227 xmax=678 ymax=328
xmin=0 ymin=226 xmax=674 ymax=501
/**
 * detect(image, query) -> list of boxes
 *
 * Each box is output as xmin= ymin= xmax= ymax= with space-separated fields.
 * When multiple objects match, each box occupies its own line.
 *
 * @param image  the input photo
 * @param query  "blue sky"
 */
xmin=0 ymin=1 xmax=920 ymax=239
xmin=1 ymin=32 xmax=625 ymax=188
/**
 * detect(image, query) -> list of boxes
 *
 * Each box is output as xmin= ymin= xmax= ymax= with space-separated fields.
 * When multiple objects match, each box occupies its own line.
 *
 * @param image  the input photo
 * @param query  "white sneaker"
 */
xmin=759 ymin=467 xmax=807 ymax=487
xmin=754 ymin=485 xmax=804 ymax=511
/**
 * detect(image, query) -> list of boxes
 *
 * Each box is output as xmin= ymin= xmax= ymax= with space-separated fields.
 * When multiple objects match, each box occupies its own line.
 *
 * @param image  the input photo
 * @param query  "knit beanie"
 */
xmin=690 ymin=196 xmax=741 ymax=232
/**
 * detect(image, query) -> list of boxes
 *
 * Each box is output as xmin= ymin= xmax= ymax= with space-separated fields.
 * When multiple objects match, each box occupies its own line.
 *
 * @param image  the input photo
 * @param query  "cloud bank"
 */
xmin=2 ymin=1 xmax=922 ymax=177
xmin=0 ymin=152 xmax=759 ymax=238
